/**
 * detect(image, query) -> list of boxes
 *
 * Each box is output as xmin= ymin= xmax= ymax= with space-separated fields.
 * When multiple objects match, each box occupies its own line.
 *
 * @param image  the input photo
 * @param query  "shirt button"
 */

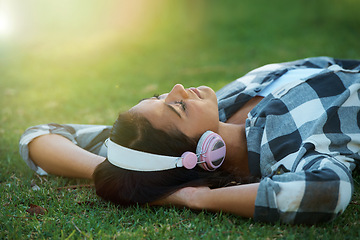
xmin=254 ymin=87 xmax=261 ymax=92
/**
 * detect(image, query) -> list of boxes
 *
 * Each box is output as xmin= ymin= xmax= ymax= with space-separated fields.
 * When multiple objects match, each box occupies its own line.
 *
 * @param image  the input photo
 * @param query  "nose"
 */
xmin=166 ymin=84 xmax=189 ymax=102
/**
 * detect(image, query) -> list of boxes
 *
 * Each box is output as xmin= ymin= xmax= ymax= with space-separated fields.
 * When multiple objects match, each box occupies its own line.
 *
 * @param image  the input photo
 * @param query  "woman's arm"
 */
xmin=29 ymin=134 xmax=105 ymax=179
xmin=153 ymin=183 xmax=259 ymax=218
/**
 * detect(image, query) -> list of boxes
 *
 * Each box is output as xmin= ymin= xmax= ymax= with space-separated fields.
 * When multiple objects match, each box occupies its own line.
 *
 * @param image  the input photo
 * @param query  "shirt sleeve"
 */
xmin=254 ymin=153 xmax=353 ymax=224
xmin=19 ymin=123 xmax=112 ymax=175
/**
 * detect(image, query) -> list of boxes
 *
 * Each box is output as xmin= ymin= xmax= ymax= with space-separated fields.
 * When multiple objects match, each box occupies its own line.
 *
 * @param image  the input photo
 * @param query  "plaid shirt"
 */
xmin=217 ymin=56 xmax=360 ymax=224
xmin=20 ymin=57 xmax=360 ymax=224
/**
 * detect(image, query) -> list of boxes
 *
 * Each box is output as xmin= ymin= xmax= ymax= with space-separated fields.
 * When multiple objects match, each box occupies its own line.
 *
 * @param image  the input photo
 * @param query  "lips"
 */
xmin=189 ymin=87 xmax=201 ymax=99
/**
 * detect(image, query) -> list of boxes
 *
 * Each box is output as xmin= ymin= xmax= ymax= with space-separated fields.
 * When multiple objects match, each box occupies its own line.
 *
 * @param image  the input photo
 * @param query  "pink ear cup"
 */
xmin=204 ymin=147 xmax=226 ymax=166
xmin=179 ymin=131 xmax=226 ymax=171
xmin=181 ymin=152 xmax=198 ymax=169
xmin=196 ymin=131 xmax=226 ymax=171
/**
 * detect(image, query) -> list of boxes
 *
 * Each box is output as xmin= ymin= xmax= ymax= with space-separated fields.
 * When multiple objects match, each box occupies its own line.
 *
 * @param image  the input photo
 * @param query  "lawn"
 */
xmin=1 ymin=0 xmax=360 ymax=239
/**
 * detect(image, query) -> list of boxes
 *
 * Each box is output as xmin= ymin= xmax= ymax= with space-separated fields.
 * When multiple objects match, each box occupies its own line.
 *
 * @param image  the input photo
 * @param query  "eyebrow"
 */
xmin=139 ymin=97 xmax=181 ymax=118
xmin=165 ymin=103 xmax=182 ymax=118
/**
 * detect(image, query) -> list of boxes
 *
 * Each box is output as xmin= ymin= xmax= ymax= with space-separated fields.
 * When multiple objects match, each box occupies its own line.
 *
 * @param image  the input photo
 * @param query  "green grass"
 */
xmin=1 ymin=0 xmax=360 ymax=239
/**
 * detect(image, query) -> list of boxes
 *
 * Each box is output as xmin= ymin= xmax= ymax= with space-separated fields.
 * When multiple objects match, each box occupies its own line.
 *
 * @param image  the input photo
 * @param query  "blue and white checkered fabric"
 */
xmin=217 ymin=56 xmax=360 ymax=224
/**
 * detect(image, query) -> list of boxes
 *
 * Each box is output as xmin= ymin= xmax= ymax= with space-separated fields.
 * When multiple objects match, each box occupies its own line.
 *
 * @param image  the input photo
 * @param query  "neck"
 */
xmin=217 ymin=122 xmax=250 ymax=178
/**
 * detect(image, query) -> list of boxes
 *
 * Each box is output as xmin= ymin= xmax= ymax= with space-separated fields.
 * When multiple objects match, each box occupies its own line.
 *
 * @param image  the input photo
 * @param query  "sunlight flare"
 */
xmin=0 ymin=0 xmax=14 ymax=37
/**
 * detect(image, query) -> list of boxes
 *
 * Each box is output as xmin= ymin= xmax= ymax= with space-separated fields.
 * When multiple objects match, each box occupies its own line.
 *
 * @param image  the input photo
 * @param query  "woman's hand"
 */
xmin=150 ymin=186 xmax=211 ymax=210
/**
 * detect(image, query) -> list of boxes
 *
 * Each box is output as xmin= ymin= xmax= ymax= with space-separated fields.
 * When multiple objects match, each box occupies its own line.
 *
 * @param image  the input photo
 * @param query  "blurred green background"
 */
xmin=1 ymin=0 xmax=360 ymax=238
xmin=1 ymin=0 xmax=359 ymax=130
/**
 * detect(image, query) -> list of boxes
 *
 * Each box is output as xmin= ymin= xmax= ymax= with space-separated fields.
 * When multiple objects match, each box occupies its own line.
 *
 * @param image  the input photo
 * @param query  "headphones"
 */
xmin=106 ymin=130 xmax=226 ymax=172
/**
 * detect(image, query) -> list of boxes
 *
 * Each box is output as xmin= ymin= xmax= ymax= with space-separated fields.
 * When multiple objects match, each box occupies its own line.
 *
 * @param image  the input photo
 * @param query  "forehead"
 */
xmin=130 ymin=99 xmax=175 ymax=131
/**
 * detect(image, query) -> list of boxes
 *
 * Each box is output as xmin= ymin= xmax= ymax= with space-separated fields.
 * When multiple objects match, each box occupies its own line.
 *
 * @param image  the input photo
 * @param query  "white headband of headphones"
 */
xmin=106 ymin=138 xmax=184 ymax=171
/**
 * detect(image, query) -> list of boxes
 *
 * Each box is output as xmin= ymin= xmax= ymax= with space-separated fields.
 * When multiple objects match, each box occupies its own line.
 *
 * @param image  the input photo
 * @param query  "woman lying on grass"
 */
xmin=20 ymin=56 xmax=360 ymax=224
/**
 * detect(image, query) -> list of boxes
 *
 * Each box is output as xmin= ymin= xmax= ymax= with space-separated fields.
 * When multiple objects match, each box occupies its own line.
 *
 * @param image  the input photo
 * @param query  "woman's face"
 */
xmin=130 ymin=84 xmax=219 ymax=138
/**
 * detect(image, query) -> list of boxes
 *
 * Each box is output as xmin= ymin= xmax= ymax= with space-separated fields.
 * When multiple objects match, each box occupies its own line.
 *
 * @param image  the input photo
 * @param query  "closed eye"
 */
xmin=174 ymin=100 xmax=186 ymax=111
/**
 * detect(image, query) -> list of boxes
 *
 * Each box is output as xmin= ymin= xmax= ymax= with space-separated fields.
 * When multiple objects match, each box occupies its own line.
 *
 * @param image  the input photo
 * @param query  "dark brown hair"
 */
xmin=93 ymin=111 xmax=232 ymax=206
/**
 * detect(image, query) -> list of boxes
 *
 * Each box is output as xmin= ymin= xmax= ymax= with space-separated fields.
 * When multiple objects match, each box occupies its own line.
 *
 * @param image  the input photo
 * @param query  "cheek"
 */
xmin=193 ymin=107 xmax=218 ymax=130
xmin=191 ymin=101 xmax=218 ymax=119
